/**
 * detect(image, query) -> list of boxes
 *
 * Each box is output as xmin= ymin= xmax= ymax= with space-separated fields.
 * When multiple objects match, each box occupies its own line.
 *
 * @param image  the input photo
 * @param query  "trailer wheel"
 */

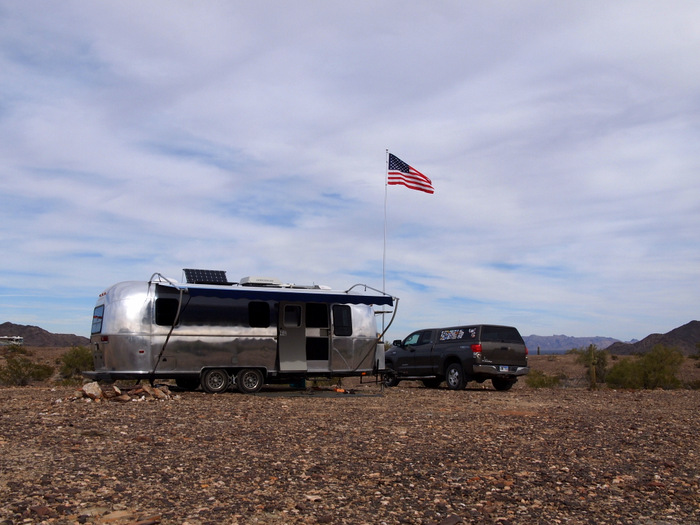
xmin=445 ymin=363 xmax=466 ymax=390
xmin=236 ymin=368 xmax=264 ymax=394
xmin=201 ymin=368 xmax=230 ymax=394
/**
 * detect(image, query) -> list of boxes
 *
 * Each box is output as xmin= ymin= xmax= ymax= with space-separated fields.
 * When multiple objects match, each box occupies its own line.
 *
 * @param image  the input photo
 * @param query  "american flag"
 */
xmin=387 ymin=153 xmax=434 ymax=194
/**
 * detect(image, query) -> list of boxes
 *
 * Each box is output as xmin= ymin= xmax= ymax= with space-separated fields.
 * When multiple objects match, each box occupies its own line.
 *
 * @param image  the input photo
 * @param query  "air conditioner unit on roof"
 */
xmin=240 ymin=276 xmax=283 ymax=286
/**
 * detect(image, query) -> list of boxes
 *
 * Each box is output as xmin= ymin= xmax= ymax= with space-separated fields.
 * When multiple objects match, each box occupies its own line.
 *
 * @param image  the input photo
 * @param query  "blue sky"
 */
xmin=1 ymin=1 xmax=699 ymax=341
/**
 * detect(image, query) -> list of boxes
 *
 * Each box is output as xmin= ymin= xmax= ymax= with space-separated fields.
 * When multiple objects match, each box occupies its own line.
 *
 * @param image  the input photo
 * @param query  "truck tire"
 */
xmin=445 ymin=363 xmax=465 ymax=390
xmin=383 ymin=370 xmax=400 ymax=387
xmin=236 ymin=368 xmax=264 ymax=394
xmin=201 ymin=368 xmax=230 ymax=394
xmin=492 ymin=377 xmax=516 ymax=391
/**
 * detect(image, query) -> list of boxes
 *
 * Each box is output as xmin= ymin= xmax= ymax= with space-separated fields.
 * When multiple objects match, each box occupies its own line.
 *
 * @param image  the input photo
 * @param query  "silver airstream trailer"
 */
xmin=85 ymin=269 xmax=397 ymax=394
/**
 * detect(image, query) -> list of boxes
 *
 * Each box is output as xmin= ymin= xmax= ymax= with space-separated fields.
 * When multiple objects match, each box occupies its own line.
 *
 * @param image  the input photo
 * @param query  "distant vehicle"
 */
xmin=384 ymin=324 xmax=529 ymax=391
xmin=84 ymin=269 xmax=397 ymax=394
xmin=0 ymin=336 xmax=23 ymax=346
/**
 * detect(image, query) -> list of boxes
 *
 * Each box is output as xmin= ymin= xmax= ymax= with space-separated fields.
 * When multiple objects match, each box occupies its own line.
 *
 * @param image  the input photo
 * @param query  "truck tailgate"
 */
xmin=482 ymin=343 xmax=528 ymax=366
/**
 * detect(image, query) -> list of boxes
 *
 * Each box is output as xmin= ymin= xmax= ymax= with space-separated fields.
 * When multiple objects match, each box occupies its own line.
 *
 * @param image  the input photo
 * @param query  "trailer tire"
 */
xmin=201 ymin=368 xmax=230 ymax=394
xmin=236 ymin=368 xmax=264 ymax=394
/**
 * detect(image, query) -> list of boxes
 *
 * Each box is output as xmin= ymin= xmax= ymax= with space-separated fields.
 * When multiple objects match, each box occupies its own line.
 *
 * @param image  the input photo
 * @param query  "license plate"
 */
xmin=499 ymin=366 xmax=510 ymax=372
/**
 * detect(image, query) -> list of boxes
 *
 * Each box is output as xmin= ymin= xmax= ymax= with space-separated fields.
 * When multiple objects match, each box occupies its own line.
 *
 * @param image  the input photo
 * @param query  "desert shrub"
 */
xmin=525 ymin=369 xmax=561 ymax=388
xmin=606 ymin=345 xmax=683 ymax=389
xmin=0 ymin=355 xmax=54 ymax=386
xmin=640 ymin=345 xmax=683 ymax=389
xmin=1 ymin=343 xmax=29 ymax=356
xmin=59 ymin=346 xmax=94 ymax=379
xmin=691 ymin=343 xmax=700 ymax=367
xmin=568 ymin=344 xmax=608 ymax=389
xmin=605 ymin=357 xmax=643 ymax=389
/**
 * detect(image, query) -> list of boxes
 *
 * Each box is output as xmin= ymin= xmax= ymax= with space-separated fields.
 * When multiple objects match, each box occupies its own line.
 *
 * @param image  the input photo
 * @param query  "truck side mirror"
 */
xmin=392 ymin=339 xmax=403 ymax=347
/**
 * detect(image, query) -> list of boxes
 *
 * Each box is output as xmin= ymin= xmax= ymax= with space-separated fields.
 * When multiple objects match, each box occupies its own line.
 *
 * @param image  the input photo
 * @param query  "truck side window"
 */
xmin=248 ymin=301 xmax=270 ymax=328
xmin=332 ymin=305 xmax=352 ymax=336
xmin=403 ymin=332 xmax=420 ymax=345
xmin=418 ymin=331 xmax=433 ymax=344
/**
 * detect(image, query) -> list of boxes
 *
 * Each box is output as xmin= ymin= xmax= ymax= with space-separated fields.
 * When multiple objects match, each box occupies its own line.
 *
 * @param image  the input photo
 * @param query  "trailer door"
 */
xmin=279 ymin=302 xmax=306 ymax=371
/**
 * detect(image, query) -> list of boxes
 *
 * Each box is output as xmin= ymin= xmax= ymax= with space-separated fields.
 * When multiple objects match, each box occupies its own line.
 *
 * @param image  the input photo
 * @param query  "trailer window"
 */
xmin=248 ymin=301 xmax=270 ymax=328
xmin=332 ymin=305 xmax=352 ymax=336
xmin=284 ymin=305 xmax=302 ymax=327
xmin=306 ymin=303 xmax=329 ymax=328
xmin=306 ymin=337 xmax=329 ymax=360
xmin=91 ymin=305 xmax=104 ymax=334
xmin=156 ymin=298 xmax=180 ymax=326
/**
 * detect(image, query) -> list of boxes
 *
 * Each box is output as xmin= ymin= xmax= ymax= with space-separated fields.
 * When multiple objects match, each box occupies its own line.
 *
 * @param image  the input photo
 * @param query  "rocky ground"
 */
xmin=1 ymin=372 xmax=699 ymax=525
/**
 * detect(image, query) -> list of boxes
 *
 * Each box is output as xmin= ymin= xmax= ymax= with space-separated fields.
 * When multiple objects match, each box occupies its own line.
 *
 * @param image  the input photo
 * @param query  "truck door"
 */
xmin=279 ymin=302 xmax=306 ymax=372
xmin=397 ymin=330 xmax=435 ymax=375
xmin=412 ymin=330 xmax=436 ymax=373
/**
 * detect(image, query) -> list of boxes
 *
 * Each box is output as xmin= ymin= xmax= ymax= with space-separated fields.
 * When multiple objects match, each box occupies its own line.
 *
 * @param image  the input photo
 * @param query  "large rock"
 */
xmin=76 ymin=382 xmax=175 ymax=402
xmin=81 ymin=382 xmax=104 ymax=400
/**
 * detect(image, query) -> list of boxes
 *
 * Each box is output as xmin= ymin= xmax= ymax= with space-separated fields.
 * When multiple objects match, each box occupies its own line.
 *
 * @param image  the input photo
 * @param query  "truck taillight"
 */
xmin=471 ymin=344 xmax=482 ymax=354
xmin=525 ymin=347 xmax=529 ymax=355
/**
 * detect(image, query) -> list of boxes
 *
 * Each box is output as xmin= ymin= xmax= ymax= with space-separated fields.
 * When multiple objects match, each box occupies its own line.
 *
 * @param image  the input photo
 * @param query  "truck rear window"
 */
xmin=480 ymin=326 xmax=524 ymax=344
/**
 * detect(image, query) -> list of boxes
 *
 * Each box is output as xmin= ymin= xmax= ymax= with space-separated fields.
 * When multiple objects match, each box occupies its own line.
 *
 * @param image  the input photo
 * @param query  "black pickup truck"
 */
xmin=384 ymin=324 xmax=529 ymax=391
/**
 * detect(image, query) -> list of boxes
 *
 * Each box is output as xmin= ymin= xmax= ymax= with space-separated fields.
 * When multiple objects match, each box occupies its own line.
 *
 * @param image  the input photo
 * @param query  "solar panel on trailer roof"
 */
xmin=183 ymin=268 xmax=229 ymax=285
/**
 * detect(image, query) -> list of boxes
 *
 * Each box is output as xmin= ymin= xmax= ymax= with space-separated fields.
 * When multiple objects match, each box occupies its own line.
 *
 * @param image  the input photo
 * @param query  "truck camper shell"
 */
xmin=85 ymin=270 xmax=397 ymax=393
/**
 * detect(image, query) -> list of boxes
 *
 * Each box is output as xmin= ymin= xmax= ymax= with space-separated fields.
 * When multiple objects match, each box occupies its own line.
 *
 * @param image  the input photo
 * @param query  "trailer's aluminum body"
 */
xmin=86 ymin=273 xmax=394 ymax=390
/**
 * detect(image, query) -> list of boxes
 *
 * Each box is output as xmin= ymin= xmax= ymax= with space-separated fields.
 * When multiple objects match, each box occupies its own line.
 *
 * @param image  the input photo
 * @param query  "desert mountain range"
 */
xmin=1 ymin=320 xmax=698 ymax=355
xmin=0 ymin=322 xmax=89 ymax=347
xmin=526 ymin=320 xmax=699 ymax=355
xmin=605 ymin=320 xmax=700 ymax=356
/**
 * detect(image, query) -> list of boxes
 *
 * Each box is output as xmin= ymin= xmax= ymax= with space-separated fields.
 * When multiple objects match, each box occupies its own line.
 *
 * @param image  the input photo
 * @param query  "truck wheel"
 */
xmin=201 ymin=368 xmax=230 ymax=394
xmin=383 ymin=370 xmax=400 ymax=387
xmin=445 ymin=363 xmax=465 ymax=390
xmin=422 ymin=378 xmax=442 ymax=389
xmin=236 ymin=368 xmax=264 ymax=394
xmin=492 ymin=378 xmax=516 ymax=391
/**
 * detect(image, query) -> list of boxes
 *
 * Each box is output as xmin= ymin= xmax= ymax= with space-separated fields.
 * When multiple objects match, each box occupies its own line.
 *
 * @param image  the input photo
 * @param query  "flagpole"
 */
xmin=382 ymin=149 xmax=389 ymax=334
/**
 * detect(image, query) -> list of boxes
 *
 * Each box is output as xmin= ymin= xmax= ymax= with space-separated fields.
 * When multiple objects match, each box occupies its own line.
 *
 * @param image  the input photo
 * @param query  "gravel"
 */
xmin=1 ymin=383 xmax=698 ymax=525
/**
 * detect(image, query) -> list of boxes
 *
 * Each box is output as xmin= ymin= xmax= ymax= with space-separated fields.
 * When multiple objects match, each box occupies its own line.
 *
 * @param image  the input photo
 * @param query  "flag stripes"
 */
xmin=387 ymin=153 xmax=434 ymax=194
